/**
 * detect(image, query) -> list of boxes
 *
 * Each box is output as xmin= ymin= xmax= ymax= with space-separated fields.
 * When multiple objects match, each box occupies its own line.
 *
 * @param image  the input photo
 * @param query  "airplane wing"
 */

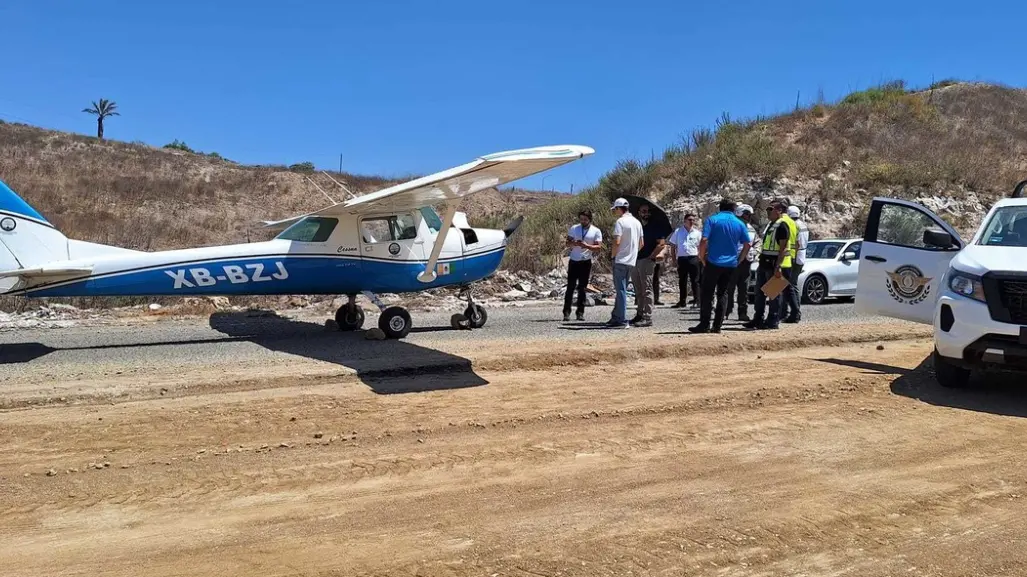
xmin=263 ymin=144 xmax=594 ymax=228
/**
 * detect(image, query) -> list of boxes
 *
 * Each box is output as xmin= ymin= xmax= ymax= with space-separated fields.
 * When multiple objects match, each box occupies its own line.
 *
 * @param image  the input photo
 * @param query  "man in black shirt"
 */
xmin=630 ymin=203 xmax=665 ymax=327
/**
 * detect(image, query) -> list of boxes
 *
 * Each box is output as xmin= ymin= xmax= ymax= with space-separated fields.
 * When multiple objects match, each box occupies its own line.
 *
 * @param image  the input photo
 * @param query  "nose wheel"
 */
xmin=451 ymin=286 xmax=488 ymax=330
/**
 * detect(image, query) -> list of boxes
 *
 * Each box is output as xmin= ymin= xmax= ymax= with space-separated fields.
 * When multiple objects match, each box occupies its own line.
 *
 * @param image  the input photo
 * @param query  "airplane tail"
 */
xmin=0 ymin=179 xmax=71 ymax=271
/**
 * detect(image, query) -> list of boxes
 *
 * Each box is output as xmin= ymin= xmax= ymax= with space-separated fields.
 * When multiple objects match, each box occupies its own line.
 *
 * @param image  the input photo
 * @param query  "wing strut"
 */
xmin=417 ymin=202 xmax=458 ymax=283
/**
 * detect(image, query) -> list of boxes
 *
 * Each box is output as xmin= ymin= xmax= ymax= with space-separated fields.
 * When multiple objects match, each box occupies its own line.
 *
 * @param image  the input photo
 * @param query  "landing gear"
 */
xmin=449 ymin=286 xmax=488 ymax=330
xmin=379 ymin=306 xmax=412 ymax=339
xmin=335 ymin=294 xmax=365 ymax=331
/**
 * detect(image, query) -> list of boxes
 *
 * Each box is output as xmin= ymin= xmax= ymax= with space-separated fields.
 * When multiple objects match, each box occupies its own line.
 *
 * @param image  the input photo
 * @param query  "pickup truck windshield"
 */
xmin=978 ymin=206 xmax=1027 ymax=247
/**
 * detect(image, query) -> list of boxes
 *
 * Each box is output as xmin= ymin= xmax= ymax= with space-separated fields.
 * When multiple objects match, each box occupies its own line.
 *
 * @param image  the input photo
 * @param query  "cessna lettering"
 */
xmin=165 ymin=262 xmax=289 ymax=289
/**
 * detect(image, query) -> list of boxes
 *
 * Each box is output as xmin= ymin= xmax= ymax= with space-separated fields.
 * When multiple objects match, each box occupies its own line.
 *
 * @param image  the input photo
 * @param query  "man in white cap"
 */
xmin=726 ymin=203 xmax=759 ymax=321
xmin=781 ymin=205 xmax=809 ymax=323
xmin=607 ymin=197 xmax=644 ymax=328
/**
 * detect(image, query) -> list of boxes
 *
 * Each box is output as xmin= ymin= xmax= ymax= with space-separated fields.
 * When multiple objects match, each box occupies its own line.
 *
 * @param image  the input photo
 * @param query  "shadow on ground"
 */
xmin=0 ymin=311 xmax=488 ymax=395
xmin=816 ymin=355 xmax=1027 ymax=419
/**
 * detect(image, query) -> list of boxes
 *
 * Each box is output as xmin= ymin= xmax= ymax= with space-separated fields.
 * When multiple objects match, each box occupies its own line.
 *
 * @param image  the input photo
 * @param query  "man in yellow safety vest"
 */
xmin=743 ymin=201 xmax=796 ymax=330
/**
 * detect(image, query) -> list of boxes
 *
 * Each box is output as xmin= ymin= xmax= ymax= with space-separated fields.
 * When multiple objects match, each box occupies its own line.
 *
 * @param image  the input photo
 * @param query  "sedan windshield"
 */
xmin=806 ymin=241 xmax=845 ymax=259
xmin=977 ymin=206 xmax=1027 ymax=247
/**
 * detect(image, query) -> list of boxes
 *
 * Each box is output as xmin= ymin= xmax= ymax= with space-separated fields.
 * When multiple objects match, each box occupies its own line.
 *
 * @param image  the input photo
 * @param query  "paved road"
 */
xmin=0 ymin=299 xmax=900 ymax=377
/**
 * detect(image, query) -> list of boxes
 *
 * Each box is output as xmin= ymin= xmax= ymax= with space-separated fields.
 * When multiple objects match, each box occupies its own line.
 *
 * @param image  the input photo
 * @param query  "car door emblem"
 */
xmin=887 ymin=265 xmax=933 ymax=305
xmin=388 ymin=242 xmax=401 ymax=255
xmin=0 ymin=217 xmax=15 ymax=232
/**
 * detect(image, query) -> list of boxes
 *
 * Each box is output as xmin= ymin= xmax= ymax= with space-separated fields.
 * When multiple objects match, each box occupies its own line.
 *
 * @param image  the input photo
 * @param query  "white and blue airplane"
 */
xmin=0 ymin=144 xmax=594 ymax=338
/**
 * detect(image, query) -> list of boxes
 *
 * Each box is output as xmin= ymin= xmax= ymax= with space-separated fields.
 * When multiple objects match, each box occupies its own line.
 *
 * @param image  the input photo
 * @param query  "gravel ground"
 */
xmin=0 ymin=299 xmax=898 ymax=377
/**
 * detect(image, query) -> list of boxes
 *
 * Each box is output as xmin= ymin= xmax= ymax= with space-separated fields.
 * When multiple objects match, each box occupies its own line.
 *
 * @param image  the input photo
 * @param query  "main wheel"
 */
xmin=378 ymin=306 xmax=412 ymax=339
xmin=802 ymin=274 xmax=828 ymax=305
xmin=335 ymin=304 xmax=365 ymax=331
xmin=464 ymin=304 xmax=487 ymax=328
xmin=933 ymin=349 xmax=972 ymax=388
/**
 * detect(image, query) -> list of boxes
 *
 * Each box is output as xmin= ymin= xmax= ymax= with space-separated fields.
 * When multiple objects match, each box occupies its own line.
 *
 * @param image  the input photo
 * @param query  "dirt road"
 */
xmin=3 ymin=316 xmax=1027 ymax=576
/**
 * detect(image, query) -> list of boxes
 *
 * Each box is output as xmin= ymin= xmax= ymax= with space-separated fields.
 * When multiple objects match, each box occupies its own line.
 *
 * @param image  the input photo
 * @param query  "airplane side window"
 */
xmin=394 ymin=213 xmax=418 ymax=240
xmin=419 ymin=207 xmax=443 ymax=234
xmin=277 ymin=217 xmax=338 ymax=242
xmin=361 ymin=219 xmax=391 ymax=244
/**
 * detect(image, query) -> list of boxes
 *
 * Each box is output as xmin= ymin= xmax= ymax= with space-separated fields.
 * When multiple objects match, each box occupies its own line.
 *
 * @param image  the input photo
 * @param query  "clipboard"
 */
xmin=761 ymin=275 xmax=790 ymax=300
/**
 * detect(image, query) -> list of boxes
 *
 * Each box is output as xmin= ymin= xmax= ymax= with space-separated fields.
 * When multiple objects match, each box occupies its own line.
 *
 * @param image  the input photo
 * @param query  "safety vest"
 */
xmin=761 ymin=215 xmax=795 ymax=268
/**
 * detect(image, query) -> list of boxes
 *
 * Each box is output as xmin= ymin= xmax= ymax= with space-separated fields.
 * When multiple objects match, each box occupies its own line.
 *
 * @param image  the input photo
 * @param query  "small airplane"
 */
xmin=0 ymin=144 xmax=594 ymax=338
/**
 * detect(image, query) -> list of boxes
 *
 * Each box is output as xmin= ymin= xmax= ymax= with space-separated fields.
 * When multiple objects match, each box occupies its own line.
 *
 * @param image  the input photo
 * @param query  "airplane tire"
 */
xmin=464 ymin=304 xmax=487 ymax=329
xmin=335 ymin=305 xmax=365 ymax=331
xmin=379 ymin=306 xmax=412 ymax=339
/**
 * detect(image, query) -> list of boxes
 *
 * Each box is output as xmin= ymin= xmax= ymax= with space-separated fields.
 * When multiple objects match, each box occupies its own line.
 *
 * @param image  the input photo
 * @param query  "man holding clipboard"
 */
xmin=743 ymin=201 xmax=795 ymax=331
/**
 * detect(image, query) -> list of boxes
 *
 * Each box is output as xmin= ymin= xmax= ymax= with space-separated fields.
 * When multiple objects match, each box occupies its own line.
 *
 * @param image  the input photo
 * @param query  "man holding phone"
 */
xmin=563 ymin=209 xmax=603 ymax=321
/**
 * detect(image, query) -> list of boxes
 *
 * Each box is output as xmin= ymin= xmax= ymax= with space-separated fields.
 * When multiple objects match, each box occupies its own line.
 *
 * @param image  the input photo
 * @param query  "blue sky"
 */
xmin=2 ymin=0 xmax=1025 ymax=193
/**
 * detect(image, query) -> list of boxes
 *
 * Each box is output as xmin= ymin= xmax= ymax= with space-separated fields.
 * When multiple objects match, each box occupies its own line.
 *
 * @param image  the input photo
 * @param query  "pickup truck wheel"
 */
xmin=933 ymin=349 xmax=971 ymax=388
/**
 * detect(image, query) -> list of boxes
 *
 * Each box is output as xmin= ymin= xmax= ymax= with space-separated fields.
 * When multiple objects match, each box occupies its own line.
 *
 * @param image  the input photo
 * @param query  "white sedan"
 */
xmin=747 ymin=238 xmax=862 ymax=304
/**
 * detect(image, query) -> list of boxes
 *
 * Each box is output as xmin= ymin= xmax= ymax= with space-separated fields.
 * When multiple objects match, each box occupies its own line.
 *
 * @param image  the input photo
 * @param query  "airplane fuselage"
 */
xmin=12 ymin=207 xmax=508 ymax=298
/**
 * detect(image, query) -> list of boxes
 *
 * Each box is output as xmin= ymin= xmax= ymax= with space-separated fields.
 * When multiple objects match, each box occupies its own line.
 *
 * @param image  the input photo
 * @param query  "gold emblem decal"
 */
xmin=886 ymin=265 xmax=933 ymax=305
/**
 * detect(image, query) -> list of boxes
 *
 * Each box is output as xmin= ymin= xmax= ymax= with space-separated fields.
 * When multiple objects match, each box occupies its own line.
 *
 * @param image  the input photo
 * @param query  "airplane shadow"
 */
xmin=204 ymin=311 xmax=488 ymax=395
xmin=815 ymin=356 xmax=1027 ymax=419
xmin=0 ymin=312 xmax=488 ymax=395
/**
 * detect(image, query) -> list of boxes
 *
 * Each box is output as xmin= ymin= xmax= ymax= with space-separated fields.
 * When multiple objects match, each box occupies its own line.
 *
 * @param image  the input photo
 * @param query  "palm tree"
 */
xmin=82 ymin=99 xmax=120 ymax=139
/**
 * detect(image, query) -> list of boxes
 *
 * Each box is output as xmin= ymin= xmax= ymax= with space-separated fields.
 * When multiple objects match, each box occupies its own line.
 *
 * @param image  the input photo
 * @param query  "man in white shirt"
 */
xmin=668 ymin=213 xmax=702 ymax=308
xmin=781 ymin=205 xmax=809 ymax=323
xmin=563 ymin=209 xmax=603 ymax=321
xmin=607 ymin=197 xmax=643 ymax=328
xmin=725 ymin=204 xmax=759 ymax=321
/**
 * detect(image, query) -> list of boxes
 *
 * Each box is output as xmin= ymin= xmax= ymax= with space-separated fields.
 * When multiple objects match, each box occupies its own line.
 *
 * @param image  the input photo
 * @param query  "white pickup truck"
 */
xmin=855 ymin=181 xmax=1027 ymax=388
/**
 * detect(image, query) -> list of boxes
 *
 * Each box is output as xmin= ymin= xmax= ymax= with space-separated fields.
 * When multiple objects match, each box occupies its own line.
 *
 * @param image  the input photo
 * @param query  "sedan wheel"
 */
xmin=803 ymin=275 xmax=827 ymax=304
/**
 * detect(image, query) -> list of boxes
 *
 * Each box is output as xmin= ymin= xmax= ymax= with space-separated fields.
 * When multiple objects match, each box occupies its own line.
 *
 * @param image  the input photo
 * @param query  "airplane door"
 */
xmin=854 ymin=198 xmax=964 ymax=324
xmin=358 ymin=212 xmax=426 ymax=263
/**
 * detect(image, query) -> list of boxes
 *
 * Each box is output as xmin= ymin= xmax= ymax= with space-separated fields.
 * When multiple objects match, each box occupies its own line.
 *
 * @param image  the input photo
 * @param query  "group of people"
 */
xmin=562 ymin=196 xmax=809 ymax=332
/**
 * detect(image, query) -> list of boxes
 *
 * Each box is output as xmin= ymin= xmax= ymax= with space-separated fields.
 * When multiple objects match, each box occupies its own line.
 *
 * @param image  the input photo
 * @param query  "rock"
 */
xmin=279 ymin=442 xmax=291 ymax=448
xmin=500 ymin=289 xmax=527 ymax=301
xmin=46 ymin=469 xmax=57 ymax=477
xmin=877 ymin=344 xmax=885 ymax=350
xmin=314 ymin=432 xmax=324 ymax=439
xmin=516 ymin=281 xmax=533 ymax=293
xmin=207 ymin=296 xmax=231 ymax=309
xmin=365 ymin=328 xmax=386 ymax=340
xmin=324 ymin=319 xmax=339 ymax=331
xmin=148 ymin=303 xmax=162 ymax=311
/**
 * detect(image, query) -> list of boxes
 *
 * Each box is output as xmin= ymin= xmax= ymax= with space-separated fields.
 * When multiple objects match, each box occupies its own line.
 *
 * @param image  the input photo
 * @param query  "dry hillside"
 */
xmin=0 ymin=121 xmax=556 ymax=251
xmin=503 ymin=80 xmax=1027 ymax=273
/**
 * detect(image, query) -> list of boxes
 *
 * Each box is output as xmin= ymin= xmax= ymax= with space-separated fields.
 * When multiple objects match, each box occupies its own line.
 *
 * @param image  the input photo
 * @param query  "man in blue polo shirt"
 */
xmin=688 ymin=198 xmax=752 ymax=334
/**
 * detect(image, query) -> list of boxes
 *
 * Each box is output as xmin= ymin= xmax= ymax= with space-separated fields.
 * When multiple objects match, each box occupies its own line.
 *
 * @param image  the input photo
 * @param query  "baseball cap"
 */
xmin=611 ymin=197 xmax=629 ymax=210
xmin=735 ymin=204 xmax=753 ymax=216
xmin=787 ymin=205 xmax=801 ymax=218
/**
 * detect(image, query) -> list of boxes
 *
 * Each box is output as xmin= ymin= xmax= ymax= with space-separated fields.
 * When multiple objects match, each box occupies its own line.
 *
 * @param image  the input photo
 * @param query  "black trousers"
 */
xmin=781 ymin=263 xmax=803 ymax=320
xmin=653 ymin=263 xmax=662 ymax=303
xmin=698 ymin=262 xmax=737 ymax=329
xmin=563 ymin=259 xmax=592 ymax=316
xmin=753 ymin=263 xmax=791 ymax=327
xmin=725 ymin=262 xmax=752 ymax=318
xmin=677 ymin=256 xmax=701 ymax=304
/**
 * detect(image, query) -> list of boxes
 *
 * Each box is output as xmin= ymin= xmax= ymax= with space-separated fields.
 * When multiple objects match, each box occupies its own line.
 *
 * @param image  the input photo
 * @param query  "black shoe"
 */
xmin=688 ymin=324 xmax=710 ymax=334
xmin=631 ymin=319 xmax=652 ymax=327
xmin=670 ymin=302 xmax=686 ymax=308
xmin=563 ymin=313 xmax=570 ymax=321
xmin=576 ymin=312 xmax=585 ymax=321
xmin=742 ymin=319 xmax=763 ymax=330
xmin=738 ymin=314 xmax=751 ymax=322
xmin=654 ymin=300 xmax=664 ymax=306
xmin=783 ymin=316 xmax=800 ymax=324
xmin=761 ymin=323 xmax=780 ymax=330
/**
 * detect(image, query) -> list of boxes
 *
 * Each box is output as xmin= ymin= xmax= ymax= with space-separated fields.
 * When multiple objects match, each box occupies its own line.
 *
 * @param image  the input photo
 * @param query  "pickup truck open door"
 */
xmin=854 ymin=198 xmax=965 ymax=324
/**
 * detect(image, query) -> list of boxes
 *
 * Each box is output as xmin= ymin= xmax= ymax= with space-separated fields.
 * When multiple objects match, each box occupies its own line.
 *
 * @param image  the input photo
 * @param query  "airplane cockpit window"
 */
xmin=419 ymin=207 xmax=443 ymax=234
xmin=276 ymin=217 xmax=338 ymax=243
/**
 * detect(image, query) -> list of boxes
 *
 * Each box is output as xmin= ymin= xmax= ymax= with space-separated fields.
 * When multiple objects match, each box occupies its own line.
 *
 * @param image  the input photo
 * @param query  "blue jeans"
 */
xmin=611 ymin=263 xmax=632 ymax=324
